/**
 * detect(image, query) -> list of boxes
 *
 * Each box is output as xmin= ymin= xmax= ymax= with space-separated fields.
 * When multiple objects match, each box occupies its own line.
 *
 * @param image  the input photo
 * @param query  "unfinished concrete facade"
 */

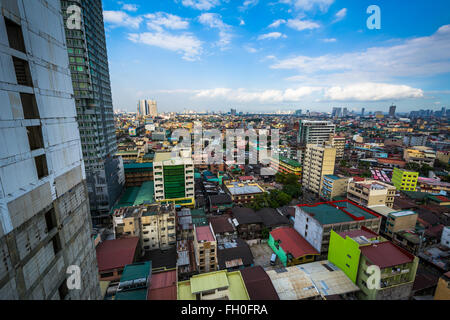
xmin=0 ymin=0 xmax=100 ymax=299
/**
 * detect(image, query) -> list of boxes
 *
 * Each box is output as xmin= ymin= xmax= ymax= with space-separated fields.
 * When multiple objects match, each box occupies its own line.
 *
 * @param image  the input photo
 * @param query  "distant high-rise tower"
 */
xmin=61 ymin=0 xmax=123 ymax=216
xmin=361 ymin=108 xmax=365 ymax=117
xmin=297 ymin=120 xmax=336 ymax=145
xmin=389 ymin=105 xmax=397 ymax=118
xmin=332 ymin=107 xmax=342 ymax=118
xmin=230 ymin=108 xmax=237 ymax=116
xmin=138 ymin=100 xmax=158 ymax=117
xmin=0 ymin=0 xmax=100 ymax=299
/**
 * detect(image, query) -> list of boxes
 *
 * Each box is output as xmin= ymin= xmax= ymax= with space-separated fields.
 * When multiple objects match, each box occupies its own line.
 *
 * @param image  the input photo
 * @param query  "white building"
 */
xmin=297 ymin=120 xmax=336 ymax=145
xmin=0 ymin=0 xmax=100 ymax=299
xmin=138 ymin=99 xmax=157 ymax=117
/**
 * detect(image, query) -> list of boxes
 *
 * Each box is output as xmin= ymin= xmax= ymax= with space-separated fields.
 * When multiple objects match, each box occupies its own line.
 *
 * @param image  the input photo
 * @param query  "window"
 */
xmin=12 ymin=57 xmax=33 ymax=86
xmin=44 ymin=208 xmax=57 ymax=232
xmin=27 ymin=126 xmax=44 ymax=150
xmin=100 ymin=272 xmax=114 ymax=278
xmin=34 ymin=155 xmax=49 ymax=179
xmin=5 ymin=18 xmax=26 ymax=52
xmin=58 ymin=282 xmax=69 ymax=300
xmin=51 ymin=234 xmax=62 ymax=255
xmin=20 ymin=93 xmax=40 ymax=119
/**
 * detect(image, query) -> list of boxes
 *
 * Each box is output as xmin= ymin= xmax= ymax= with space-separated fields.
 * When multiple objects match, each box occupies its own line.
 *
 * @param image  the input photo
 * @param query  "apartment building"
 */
xmin=403 ymin=146 xmax=436 ymax=167
xmin=347 ymin=178 xmax=397 ymax=208
xmin=112 ymin=204 xmax=176 ymax=252
xmin=392 ymin=168 xmax=419 ymax=191
xmin=418 ymin=177 xmax=450 ymax=194
xmin=297 ymin=120 xmax=336 ymax=145
xmin=320 ymin=175 xmax=349 ymax=201
xmin=302 ymin=144 xmax=337 ymax=194
xmin=434 ymin=272 xmax=450 ymax=300
xmin=223 ymin=181 xmax=265 ymax=205
xmin=178 ymin=270 xmax=249 ymax=300
xmin=153 ymin=151 xmax=195 ymax=208
xmin=193 ymin=224 xmax=218 ymax=274
xmin=61 ymin=0 xmax=124 ymax=216
xmin=330 ymin=135 xmax=346 ymax=159
xmin=270 ymin=156 xmax=302 ymax=178
xmin=140 ymin=204 xmax=176 ymax=251
xmin=137 ymin=99 xmax=157 ymax=118
xmin=294 ymin=200 xmax=382 ymax=257
xmin=328 ymin=228 xmax=419 ymax=300
xmin=0 ymin=1 xmax=100 ymax=299
xmin=384 ymin=210 xmax=418 ymax=238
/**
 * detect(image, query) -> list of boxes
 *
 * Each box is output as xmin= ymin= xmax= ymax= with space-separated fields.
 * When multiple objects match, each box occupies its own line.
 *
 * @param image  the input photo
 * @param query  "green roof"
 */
xmin=124 ymin=162 xmax=153 ymax=172
xmin=278 ymin=156 xmax=302 ymax=168
xmin=402 ymin=191 xmax=428 ymax=200
xmin=191 ymin=209 xmax=208 ymax=226
xmin=299 ymin=201 xmax=377 ymax=225
xmin=111 ymin=187 xmax=140 ymax=212
xmin=115 ymin=261 xmax=152 ymax=301
xmin=133 ymin=181 xmax=155 ymax=206
xmin=190 ymin=271 xmax=229 ymax=294
xmin=120 ymin=261 xmax=152 ymax=282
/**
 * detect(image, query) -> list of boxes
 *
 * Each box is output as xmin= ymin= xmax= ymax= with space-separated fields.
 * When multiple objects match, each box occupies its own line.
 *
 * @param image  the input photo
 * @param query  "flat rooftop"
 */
xmin=297 ymin=200 xmax=379 ymax=225
xmin=390 ymin=210 xmax=417 ymax=217
xmin=226 ymin=182 xmax=264 ymax=195
xmin=266 ymin=266 xmax=320 ymax=300
xmin=196 ymin=225 xmax=215 ymax=242
xmin=96 ymin=237 xmax=139 ymax=271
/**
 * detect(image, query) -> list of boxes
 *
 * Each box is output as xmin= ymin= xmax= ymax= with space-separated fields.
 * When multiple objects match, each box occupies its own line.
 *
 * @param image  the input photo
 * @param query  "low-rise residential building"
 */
xmin=434 ymin=272 xmax=450 ymax=300
xmin=270 ymin=156 xmax=302 ymax=178
xmin=347 ymin=178 xmax=397 ymax=208
xmin=328 ymin=228 xmax=419 ymax=300
xmin=223 ymin=181 xmax=265 ymax=205
xmin=113 ymin=204 xmax=177 ymax=252
xmin=217 ymin=238 xmax=254 ymax=271
xmin=320 ymin=175 xmax=349 ymax=201
xmin=392 ymin=168 xmax=419 ymax=191
xmin=193 ymin=224 xmax=218 ymax=274
xmin=403 ymin=146 xmax=436 ymax=167
xmin=177 ymin=270 xmax=250 ymax=300
xmin=418 ymin=177 xmax=450 ymax=194
xmin=123 ymin=162 xmax=153 ymax=187
xmin=231 ymin=207 xmax=263 ymax=240
xmin=294 ymin=200 xmax=382 ymax=256
xmin=436 ymin=150 xmax=450 ymax=164
xmin=208 ymin=194 xmax=233 ymax=214
xmin=384 ymin=210 xmax=418 ymax=238
xmin=268 ymin=227 xmax=319 ymax=266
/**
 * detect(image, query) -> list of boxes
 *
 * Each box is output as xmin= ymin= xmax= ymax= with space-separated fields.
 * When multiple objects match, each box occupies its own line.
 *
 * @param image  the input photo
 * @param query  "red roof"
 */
xmin=359 ymin=241 xmax=414 ymax=269
xmin=270 ymin=227 xmax=319 ymax=258
xmin=147 ymin=270 xmax=177 ymax=300
xmin=96 ymin=237 xmax=139 ymax=271
xmin=196 ymin=225 xmax=215 ymax=242
xmin=239 ymin=176 xmax=255 ymax=181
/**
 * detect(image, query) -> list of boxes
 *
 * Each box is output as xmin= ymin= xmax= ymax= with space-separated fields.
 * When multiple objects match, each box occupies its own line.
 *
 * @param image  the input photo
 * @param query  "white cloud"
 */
xmin=145 ymin=12 xmax=189 ymax=31
xmin=198 ymin=13 xmax=232 ymax=49
xmin=258 ymin=32 xmax=287 ymax=40
xmin=333 ymin=8 xmax=347 ymax=23
xmin=324 ymin=83 xmax=424 ymax=102
xmin=128 ymin=32 xmax=203 ymax=61
xmin=239 ymin=19 xmax=246 ymax=26
xmin=268 ymin=19 xmax=286 ymax=28
xmin=240 ymin=0 xmax=259 ymax=11
xmin=121 ymin=4 xmax=139 ymax=12
xmin=280 ymin=0 xmax=335 ymax=12
xmin=271 ymin=25 xmax=450 ymax=82
xmin=286 ymin=18 xmax=320 ymax=31
xmin=245 ymin=46 xmax=258 ymax=53
xmin=194 ymin=87 xmax=321 ymax=102
xmin=103 ymin=10 xmax=143 ymax=29
xmin=322 ymin=38 xmax=336 ymax=42
xmin=181 ymin=0 xmax=220 ymax=10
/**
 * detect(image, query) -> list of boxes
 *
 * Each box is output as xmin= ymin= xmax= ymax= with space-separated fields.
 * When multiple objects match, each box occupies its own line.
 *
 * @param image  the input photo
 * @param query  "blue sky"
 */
xmin=102 ymin=0 xmax=450 ymax=113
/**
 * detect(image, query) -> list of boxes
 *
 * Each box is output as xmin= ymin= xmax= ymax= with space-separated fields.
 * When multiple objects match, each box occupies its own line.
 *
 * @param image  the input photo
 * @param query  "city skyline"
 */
xmin=103 ymin=0 xmax=450 ymax=113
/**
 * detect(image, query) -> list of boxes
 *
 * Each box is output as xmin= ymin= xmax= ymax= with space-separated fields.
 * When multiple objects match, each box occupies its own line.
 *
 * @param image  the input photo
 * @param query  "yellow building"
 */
xmin=347 ymin=179 xmax=397 ymax=208
xmin=434 ymin=272 xmax=450 ymax=300
xmin=384 ymin=210 xmax=418 ymax=238
xmin=270 ymin=156 xmax=302 ymax=178
xmin=320 ymin=175 xmax=349 ymax=201
xmin=193 ymin=224 xmax=218 ymax=273
xmin=403 ymin=146 xmax=436 ymax=167
xmin=392 ymin=168 xmax=419 ymax=191
xmin=330 ymin=135 xmax=346 ymax=159
xmin=178 ymin=270 xmax=250 ymax=300
xmin=302 ymin=144 xmax=336 ymax=194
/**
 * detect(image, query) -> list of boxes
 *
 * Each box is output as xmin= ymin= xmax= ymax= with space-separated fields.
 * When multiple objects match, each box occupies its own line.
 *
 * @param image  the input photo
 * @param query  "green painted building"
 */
xmin=328 ymin=228 xmax=419 ymax=300
xmin=392 ymin=168 xmax=419 ymax=191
